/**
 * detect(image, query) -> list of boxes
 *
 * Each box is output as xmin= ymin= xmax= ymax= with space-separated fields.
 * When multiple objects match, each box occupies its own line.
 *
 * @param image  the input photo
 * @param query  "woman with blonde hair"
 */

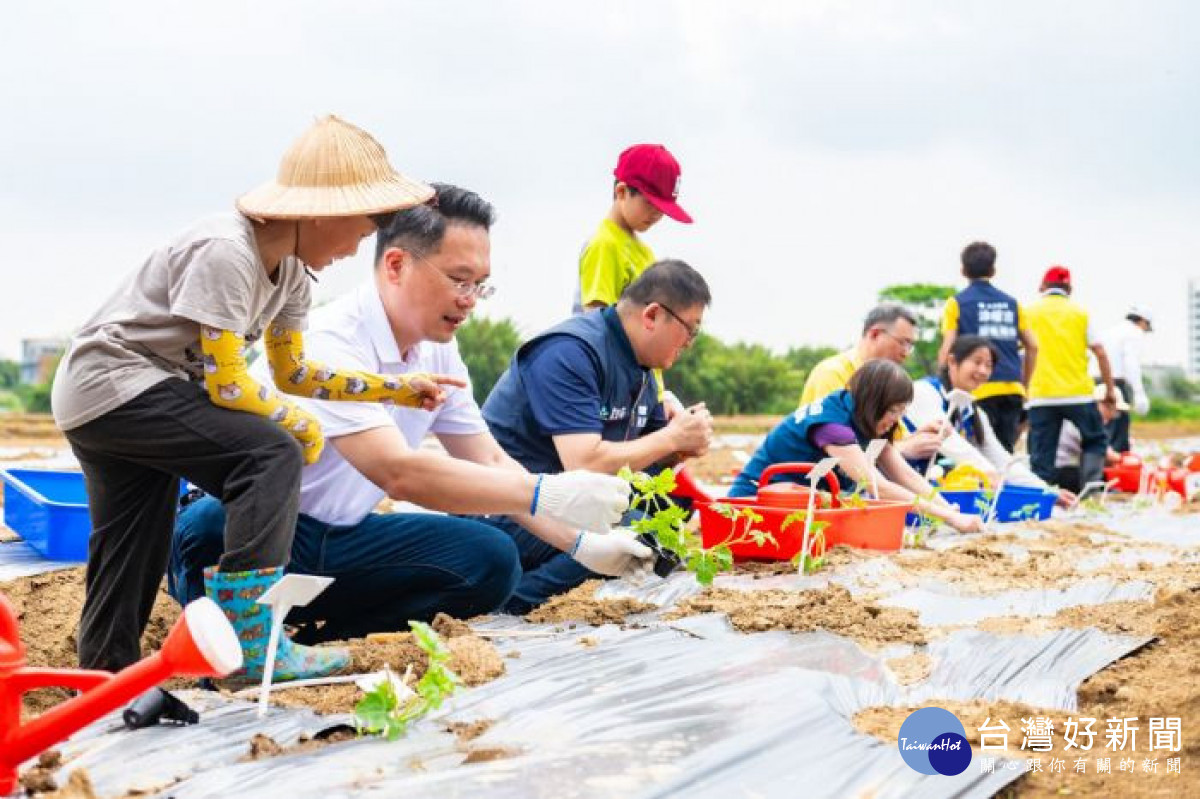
xmin=52 ymin=116 xmax=464 ymax=680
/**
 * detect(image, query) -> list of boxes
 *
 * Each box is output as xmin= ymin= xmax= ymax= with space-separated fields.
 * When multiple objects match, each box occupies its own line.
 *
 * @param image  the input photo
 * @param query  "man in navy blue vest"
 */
xmin=483 ymin=260 xmax=714 ymax=612
xmin=938 ymin=241 xmax=1038 ymax=453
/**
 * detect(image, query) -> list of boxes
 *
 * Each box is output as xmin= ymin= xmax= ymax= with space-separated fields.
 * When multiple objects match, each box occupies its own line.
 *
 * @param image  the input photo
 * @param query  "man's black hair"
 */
xmin=374 ymin=183 xmax=495 ymax=263
xmin=620 ymin=259 xmax=711 ymax=309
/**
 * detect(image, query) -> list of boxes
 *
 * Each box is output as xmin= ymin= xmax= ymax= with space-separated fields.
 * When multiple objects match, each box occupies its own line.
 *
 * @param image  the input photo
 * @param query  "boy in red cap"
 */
xmin=1024 ymin=265 xmax=1117 ymax=491
xmin=573 ymin=143 xmax=692 ymax=314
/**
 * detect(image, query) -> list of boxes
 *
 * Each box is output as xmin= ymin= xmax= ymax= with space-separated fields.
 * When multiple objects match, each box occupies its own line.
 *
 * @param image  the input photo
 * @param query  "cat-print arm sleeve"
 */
xmin=198 ymin=326 xmax=324 ymax=463
xmin=264 ymin=323 xmax=442 ymax=407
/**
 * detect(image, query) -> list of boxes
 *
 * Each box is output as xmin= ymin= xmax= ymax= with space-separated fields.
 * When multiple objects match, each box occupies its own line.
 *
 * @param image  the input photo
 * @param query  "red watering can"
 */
xmin=0 ymin=592 xmax=242 ymax=794
xmin=754 ymin=462 xmax=843 ymax=509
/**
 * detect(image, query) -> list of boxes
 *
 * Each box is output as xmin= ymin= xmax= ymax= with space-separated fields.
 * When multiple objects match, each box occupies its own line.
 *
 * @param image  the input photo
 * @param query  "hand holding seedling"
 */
xmin=570 ymin=529 xmax=654 ymax=577
xmin=666 ymin=402 xmax=713 ymax=456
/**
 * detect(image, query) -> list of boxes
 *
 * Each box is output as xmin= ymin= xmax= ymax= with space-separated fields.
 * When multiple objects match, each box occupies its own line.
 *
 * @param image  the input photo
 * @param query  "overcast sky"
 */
xmin=3 ymin=1 xmax=1197 ymax=367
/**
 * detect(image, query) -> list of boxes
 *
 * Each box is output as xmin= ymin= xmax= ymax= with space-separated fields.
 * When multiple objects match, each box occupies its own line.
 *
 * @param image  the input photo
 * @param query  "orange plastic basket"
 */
xmin=696 ymin=463 xmax=913 ymax=561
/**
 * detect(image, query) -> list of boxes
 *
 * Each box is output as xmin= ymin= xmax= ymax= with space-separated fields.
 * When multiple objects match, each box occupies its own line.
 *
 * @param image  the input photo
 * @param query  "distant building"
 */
xmin=20 ymin=338 xmax=66 ymax=384
xmin=1191 ymin=279 xmax=1200 ymax=377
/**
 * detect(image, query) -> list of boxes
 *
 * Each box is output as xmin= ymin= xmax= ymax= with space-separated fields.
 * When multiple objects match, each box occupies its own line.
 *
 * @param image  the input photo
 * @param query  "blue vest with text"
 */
xmin=482 ymin=308 xmax=658 ymax=474
xmin=954 ymin=281 xmax=1022 ymax=384
xmin=729 ymin=389 xmax=871 ymax=497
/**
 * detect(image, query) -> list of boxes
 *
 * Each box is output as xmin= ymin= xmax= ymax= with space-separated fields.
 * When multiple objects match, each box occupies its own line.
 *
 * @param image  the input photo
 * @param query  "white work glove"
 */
xmin=1133 ymin=393 xmax=1150 ymax=415
xmin=569 ymin=530 xmax=654 ymax=577
xmin=532 ymin=471 xmax=631 ymax=532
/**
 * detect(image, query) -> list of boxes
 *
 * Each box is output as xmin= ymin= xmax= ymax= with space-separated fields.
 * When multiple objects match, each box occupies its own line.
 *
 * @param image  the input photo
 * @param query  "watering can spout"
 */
xmin=0 ymin=595 xmax=241 ymax=795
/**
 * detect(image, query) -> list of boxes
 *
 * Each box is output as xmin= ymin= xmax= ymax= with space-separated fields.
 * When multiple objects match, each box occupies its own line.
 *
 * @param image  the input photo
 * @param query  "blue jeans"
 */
xmin=170 ymin=496 xmax=521 ymax=642
xmin=475 ymin=508 xmax=649 ymax=615
xmin=1028 ymin=402 xmax=1108 ymax=487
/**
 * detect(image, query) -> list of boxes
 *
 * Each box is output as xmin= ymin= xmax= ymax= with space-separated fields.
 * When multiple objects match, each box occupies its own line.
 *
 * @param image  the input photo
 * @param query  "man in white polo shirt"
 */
xmin=168 ymin=184 xmax=651 ymax=642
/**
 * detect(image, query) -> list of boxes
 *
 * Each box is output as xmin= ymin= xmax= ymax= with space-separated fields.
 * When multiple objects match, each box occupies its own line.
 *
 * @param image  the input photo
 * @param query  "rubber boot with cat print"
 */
xmin=204 ymin=566 xmax=350 ymax=681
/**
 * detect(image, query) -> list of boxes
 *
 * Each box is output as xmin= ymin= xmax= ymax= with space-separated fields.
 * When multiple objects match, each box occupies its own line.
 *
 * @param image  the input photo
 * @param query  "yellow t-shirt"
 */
xmin=1025 ymin=292 xmax=1094 ymax=401
xmin=577 ymin=218 xmax=656 ymax=310
xmin=798 ymin=349 xmax=860 ymax=407
xmin=797 ymin=348 xmax=907 ymax=441
xmin=940 ymin=295 xmax=1030 ymax=401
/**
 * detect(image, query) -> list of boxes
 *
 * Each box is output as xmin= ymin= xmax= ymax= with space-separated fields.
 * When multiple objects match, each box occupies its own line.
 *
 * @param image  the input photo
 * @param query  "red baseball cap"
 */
xmin=1042 ymin=265 xmax=1071 ymax=286
xmin=613 ymin=144 xmax=693 ymax=224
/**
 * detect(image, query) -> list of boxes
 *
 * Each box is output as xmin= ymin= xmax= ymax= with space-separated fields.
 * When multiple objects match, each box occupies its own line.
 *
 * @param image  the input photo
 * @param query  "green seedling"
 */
xmin=1011 ymin=502 xmax=1042 ymax=522
xmin=839 ymin=483 xmax=870 ymax=509
xmin=354 ymin=621 xmax=461 ymax=741
xmin=973 ymin=488 xmax=995 ymax=516
xmin=781 ymin=510 xmax=829 ymax=573
xmin=620 ymin=466 xmax=777 ymax=586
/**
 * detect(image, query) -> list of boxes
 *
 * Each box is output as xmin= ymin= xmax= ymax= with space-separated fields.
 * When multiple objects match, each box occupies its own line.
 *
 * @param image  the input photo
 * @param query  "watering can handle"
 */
xmin=758 ymin=462 xmax=841 ymax=497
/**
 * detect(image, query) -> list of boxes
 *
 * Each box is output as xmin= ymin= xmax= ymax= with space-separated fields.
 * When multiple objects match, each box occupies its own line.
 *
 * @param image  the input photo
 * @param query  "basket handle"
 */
xmin=758 ymin=462 xmax=841 ymax=497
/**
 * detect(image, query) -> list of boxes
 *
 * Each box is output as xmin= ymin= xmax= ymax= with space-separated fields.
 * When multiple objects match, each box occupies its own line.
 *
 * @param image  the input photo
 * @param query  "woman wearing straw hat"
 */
xmin=51 ymin=115 xmax=465 ymax=681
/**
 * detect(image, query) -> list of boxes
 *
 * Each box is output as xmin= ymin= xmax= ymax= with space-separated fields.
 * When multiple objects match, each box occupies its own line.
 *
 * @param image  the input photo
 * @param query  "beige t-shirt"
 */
xmin=52 ymin=213 xmax=311 ymax=430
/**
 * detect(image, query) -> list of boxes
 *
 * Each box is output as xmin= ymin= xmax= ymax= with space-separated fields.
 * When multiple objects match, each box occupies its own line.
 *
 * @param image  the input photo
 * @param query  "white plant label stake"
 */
xmin=798 ymin=457 xmax=840 ymax=574
xmin=922 ymin=389 xmax=974 ymax=481
xmin=984 ymin=454 xmax=1030 ymax=526
xmin=256 ymin=573 xmax=335 ymax=718
xmin=863 ymin=439 xmax=887 ymax=499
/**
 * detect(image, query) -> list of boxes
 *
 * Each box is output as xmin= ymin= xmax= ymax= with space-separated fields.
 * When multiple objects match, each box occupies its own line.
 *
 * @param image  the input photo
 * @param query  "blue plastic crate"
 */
xmin=940 ymin=485 xmax=1055 ymax=522
xmin=1 ymin=469 xmax=92 ymax=561
xmin=906 ymin=484 xmax=1056 ymax=526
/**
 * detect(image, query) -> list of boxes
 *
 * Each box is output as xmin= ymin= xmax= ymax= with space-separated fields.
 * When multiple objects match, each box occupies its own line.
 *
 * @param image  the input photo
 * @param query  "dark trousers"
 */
xmin=65 ymin=378 xmax=303 ymax=671
xmin=1028 ymin=402 xmax=1108 ymax=488
xmin=170 ymin=495 xmax=521 ymax=643
xmin=1105 ymin=379 xmax=1133 ymax=453
xmin=976 ymin=393 xmax=1025 ymax=454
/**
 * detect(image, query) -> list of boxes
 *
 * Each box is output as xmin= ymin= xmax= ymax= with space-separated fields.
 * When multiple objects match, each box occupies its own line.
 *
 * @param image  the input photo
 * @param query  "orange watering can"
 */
xmin=0 ymin=592 xmax=242 ymax=794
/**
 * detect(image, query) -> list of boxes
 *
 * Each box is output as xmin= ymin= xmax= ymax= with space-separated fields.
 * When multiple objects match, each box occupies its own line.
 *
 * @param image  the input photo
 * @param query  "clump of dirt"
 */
xmin=36 ymin=768 xmax=97 ymax=799
xmin=431 ymin=612 xmax=474 ymax=639
xmin=462 ymin=746 xmax=522 ymax=764
xmin=667 ymin=584 xmax=927 ymax=646
xmin=19 ymin=750 xmax=63 ymax=794
xmin=238 ymin=727 xmax=359 ymax=762
xmin=525 ymin=581 xmax=655 ymax=626
xmin=271 ymin=628 xmax=504 ymax=714
xmin=1 ymin=568 xmax=181 ymax=720
xmin=445 ymin=636 xmax=506 ymax=686
xmin=885 ymin=651 xmax=933 ymax=685
xmin=241 ymin=733 xmax=284 ymax=761
xmin=447 ymin=719 xmax=494 ymax=742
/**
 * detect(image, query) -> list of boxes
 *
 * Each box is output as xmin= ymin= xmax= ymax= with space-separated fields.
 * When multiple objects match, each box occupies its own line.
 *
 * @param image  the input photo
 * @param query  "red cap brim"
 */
xmin=641 ymin=191 xmax=693 ymax=224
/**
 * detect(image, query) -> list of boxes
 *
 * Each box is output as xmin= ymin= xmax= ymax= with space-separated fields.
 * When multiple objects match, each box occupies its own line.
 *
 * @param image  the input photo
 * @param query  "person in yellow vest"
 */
xmin=1024 ymin=265 xmax=1116 ymax=489
xmin=798 ymin=304 xmax=946 ymax=463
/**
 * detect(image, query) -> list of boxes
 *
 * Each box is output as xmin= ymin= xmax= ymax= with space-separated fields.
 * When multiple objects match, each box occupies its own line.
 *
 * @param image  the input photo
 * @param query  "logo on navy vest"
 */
xmin=600 ymin=405 xmax=629 ymax=422
xmin=974 ymin=301 xmax=1017 ymax=340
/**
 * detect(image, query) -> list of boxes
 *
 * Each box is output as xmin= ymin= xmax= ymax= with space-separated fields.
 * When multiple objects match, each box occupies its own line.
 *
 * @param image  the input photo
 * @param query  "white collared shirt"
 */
xmin=250 ymin=283 xmax=486 ymax=525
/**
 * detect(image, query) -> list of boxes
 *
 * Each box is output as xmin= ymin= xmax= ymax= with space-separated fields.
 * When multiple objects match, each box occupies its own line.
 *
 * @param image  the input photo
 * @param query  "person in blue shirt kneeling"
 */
xmin=730 ymin=360 xmax=984 ymax=533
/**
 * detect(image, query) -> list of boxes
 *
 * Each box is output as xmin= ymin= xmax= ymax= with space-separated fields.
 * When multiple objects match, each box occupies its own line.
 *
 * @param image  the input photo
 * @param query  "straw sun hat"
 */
xmin=236 ymin=115 xmax=434 ymax=220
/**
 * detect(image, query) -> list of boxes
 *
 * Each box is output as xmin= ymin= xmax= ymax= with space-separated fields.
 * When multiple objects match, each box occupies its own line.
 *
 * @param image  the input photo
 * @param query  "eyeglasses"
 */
xmin=881 ymin=329 xmax=916 ymax=352
xmin=411 ymin=252 xmax=496 ymax=300
xmin=658 ymin=302 xmax=701 ymax=343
